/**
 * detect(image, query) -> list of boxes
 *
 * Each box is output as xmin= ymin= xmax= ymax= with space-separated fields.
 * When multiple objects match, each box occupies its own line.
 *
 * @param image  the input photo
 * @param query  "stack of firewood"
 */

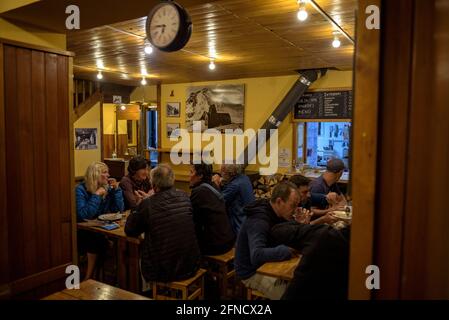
xmin=253 ymin=174 xmax=287 ymax=199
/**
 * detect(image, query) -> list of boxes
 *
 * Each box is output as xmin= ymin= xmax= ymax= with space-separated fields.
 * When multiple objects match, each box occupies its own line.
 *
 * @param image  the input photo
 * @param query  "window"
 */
xmin=296 ymin=121 xmax=351 ymax=169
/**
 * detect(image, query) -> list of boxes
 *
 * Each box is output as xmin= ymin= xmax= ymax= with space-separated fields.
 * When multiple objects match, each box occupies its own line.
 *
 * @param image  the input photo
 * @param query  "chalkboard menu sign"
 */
xmin=293 ymin=90 xmax=353 ymax=119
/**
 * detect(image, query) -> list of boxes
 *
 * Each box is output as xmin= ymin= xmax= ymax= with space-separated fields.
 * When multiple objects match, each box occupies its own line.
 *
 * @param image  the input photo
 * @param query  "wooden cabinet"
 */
xmin=0 ymin=39 xmax=75 ymax=299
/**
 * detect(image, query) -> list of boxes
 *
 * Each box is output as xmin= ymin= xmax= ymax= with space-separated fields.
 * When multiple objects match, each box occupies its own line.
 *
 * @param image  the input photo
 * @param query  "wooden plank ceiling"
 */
xmin=68 ymin=0 xmax=357 ymax=85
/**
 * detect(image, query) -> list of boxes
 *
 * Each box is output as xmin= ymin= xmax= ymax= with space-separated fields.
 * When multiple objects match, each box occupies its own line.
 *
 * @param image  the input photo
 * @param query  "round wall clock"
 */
xmin=146 ymin=1 xmax=192 ymax=52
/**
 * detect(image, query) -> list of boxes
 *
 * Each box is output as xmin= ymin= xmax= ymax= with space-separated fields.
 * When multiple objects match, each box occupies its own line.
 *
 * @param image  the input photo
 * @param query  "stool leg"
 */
xmin=152 ymin=283 xmax=157 ymax=300
xmin=182 ymin=287 xmax=187 ymax=300
xmin=200 ymin=276 xmax=205 ymax=300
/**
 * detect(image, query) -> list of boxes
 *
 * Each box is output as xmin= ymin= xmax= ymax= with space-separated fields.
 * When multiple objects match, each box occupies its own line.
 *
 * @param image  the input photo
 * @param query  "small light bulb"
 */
xmin=120 ymin=105 xmax=126 ymax=111
xmin=97 ymin=71 xmax=103 ymax=80
xmin=144 ymin=45 xmax=153 ymax=55
xmin=141 ymin=77 xmax=147 ymax=85
xmin=209 ymin=61 xmax=216 ymax=70
xmin=297 ymin=8 xmax=308 ymax=21
xmin=332 ymin=38 xmax=341 ymax=48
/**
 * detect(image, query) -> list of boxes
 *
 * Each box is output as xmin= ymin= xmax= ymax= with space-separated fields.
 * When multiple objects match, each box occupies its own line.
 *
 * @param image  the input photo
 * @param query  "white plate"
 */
xmin=332 ymin=210 xmax=352 ymax=222
xmin=98 ymin=213 xmax=122 ymax=221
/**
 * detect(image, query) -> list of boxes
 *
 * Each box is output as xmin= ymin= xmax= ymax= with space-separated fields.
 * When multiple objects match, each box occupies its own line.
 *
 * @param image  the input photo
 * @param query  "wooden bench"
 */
xmin=152 ymin=268 xmax=206 ymax=300
xmin=42 ymin=279 xmax=150 ymax=300
xmin=203 ymin=248 xmax=236 ymax=299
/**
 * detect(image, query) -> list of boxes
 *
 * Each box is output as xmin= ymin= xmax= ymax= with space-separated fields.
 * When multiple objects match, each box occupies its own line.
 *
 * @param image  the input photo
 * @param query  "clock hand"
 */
xmin=154 ymin=24 xmax=167 ymax=28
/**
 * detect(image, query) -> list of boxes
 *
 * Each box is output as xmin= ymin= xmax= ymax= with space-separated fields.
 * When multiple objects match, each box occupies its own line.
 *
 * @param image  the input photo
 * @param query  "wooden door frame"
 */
xmin=348 ymin=0 xmax=381 ymax=299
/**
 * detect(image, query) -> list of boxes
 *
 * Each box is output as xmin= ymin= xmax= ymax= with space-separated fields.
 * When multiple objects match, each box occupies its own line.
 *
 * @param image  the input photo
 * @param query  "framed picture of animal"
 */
xmin=185 ymin=84 xmax=245 ymax=132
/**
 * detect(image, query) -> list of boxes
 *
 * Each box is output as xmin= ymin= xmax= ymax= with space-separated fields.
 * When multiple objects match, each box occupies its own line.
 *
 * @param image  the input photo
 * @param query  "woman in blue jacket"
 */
xmin=76 ymin=161 xmax=124 ymax=280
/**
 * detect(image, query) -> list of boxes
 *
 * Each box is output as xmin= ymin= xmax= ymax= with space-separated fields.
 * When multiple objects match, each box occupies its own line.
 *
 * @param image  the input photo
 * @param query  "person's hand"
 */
xmin=95 ymin=186 xmax=107 ymax=196
xmin=321 ymin=212 xmax=339 ymax=224
xmin=108 ymin=178 xmax=119 ymax=189
xmin=212 ymin=174 xmax=222 ymax=187
xmin=326 ymin=192 xmax=339 ymax=205
xmin=294 ymin=207 xmax=312 ymax=224
xmin=135 ymin=189 xmax=154 ymax=200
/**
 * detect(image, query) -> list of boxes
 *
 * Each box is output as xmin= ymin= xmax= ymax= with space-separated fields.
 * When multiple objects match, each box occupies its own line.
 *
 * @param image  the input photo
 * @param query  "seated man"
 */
xmin=189 ymin=163 xmax=235 ymax=255
xmin=289 ymin=174 xmax=342 ymax=225
xmin=235 ymin=182 xmax=300 ymax=300
xmin=125 ymin=164 xmax=201 ymax=283
xmin=212 ymin=163 xmax=255 ymax=236
xmin=309 ymin=158 xmax=347 ymax=202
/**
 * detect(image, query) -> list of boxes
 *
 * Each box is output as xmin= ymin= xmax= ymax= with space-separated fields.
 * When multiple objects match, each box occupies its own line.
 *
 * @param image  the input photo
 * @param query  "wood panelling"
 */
xmin=348 ymin=0 xmax=380 ymax=299
xmin=1 ymin=41 xmax=74 ymax=298
xmin=400 ymin=0 xmax=449 ymax=299
xmin=31 ymin=50 xmax=51 ymax=272
xmin=67 ymin=0 xmax=356 ymax=85
xmin=370 ymin=0 xmax=449 ymax=300
xmin=117 ymin=134 xmax=129 ymax=158
xmin=4 ymin=45 xmax=25 ymax=280
xmin=373 ymin=0 xmax=415 ymax=299
xmin=0 ymin=43 xmax=8 ymax=286
xmin=103 ymin=134 xmax=115 ymax=159
xmin=117 ymin=105 xmax=141 ymax=120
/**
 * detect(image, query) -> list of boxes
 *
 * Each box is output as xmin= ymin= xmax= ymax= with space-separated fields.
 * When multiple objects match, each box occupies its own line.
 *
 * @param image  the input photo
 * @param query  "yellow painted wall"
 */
xmin=159 ymin=70 xmax=352 ymax=174
xmin=74 ymin=102 xmax=101 ymax=177
xmin=0 ymin=18 xmax=66 ymax=50
xmin=103 ymin=103 xmax=127 ymax=134
xmin=130 ymin=85 xmax=158 ymax=104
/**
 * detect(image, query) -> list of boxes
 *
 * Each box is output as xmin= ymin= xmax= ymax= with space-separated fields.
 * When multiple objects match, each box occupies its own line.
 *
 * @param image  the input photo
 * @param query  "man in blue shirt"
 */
xmin=310 ymin=158 xmax=346 ymax=198
xmin=235 ymin=182 xmax=299 ymax=299
xmin=212 ymin=164 xmax=255 ymax=236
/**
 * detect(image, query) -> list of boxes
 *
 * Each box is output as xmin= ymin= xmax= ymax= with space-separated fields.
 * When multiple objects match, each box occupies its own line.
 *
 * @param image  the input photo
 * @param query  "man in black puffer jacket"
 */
xmin=125 ymin=164 xmax=200 ymax=282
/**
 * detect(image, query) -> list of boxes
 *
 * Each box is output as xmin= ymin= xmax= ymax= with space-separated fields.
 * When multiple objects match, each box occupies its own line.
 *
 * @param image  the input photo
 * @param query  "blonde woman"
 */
xmin=75 ymin=161 xmax=124 ymax=280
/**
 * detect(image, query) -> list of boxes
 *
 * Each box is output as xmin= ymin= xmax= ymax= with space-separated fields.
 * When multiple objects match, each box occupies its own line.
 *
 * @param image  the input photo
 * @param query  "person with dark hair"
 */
xmin=235 ymin=182 xmax=301 ymax=299
xmin=270 ymin=222 xmax=350 ymax=300
xmin=189 ymin=163 xmax=235 ymax=255
xmin=125 ymin=164 xmax=201 ymax=283
xmin=120 ymin=156 xmax=153 ymax=209
xmin=212 ymin=163 xmax=255 ymax=235
xmin=309 ymin=158 xmax=347 ymax=200
xmin=289 ymin=174 xmax=341 ymax=225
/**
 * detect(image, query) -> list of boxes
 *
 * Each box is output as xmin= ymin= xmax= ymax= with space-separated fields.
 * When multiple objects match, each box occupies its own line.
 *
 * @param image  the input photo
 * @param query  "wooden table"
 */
xmin=42 ymin=280 xmax=150 ymax=300
xmin=256 ymin=256 xmax=301 ymax=281
xmin=77 ymin=212 xmax=143 ymax=293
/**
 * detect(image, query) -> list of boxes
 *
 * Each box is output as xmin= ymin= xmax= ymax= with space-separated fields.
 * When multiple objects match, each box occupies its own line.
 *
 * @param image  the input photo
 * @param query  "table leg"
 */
xmin=128 ymin=243 xmax=140 ymax=293
xmin=117 ymin=239 xmax=128 ymax=289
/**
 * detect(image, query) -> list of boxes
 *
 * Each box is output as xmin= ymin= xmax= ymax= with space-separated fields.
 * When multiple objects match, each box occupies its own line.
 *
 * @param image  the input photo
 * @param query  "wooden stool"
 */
xmin=152 ymin=268 xmax=206 ymax=300
xmin=203 ymin=248 xmax=236 ymax=299
xmin=246 ymin=288 xmax=268 ymax=300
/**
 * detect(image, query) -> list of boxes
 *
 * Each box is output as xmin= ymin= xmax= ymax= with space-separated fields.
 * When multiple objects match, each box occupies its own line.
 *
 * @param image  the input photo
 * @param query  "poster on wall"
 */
xmin=185 ymin=84 xmax=245 ymax=132
xmin=75 ymin=128 xmax=98 ymax=150
xmin=278 ymin=148 xmax=291 ymax=168
xmin=166 ymin=123 xmax=181 ymax=139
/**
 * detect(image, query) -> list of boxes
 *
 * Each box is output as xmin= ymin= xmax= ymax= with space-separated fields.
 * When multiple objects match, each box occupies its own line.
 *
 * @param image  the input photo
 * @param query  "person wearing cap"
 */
xmin=120 ymin=156 xmax=153 ymax=210
xmin=309 ymin=158 xmax=346 ymax=198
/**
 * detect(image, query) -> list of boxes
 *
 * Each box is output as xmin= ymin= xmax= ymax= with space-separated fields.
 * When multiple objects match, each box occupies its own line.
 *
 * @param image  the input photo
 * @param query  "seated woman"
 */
xmin=189 ymin=163 xmax=235 ymax=255
xmin=120 ymin=156 xmax=153 ymax=210
xmin=75 ymin=161 xmax=124 ymax=280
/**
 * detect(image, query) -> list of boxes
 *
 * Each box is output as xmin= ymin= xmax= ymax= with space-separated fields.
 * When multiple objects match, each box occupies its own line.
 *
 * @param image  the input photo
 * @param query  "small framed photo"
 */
xmin=166 ymin=102 xmax=180 ymax=117
xmin=166 ymin=123 xmax=180 ymax=138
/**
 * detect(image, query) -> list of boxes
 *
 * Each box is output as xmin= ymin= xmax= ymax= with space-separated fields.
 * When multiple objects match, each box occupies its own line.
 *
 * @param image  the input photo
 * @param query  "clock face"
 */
xmin=149 ymin=4 xmax=180 ymax=48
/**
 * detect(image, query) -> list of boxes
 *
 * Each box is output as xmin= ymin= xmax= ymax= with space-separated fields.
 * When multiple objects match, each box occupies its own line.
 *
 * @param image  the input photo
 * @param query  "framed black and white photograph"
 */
xmin=75 ymin=128 xmax=98 ymax=150
xmin=166 ymin=123 xmax=180 ymax=138
xmin=185 ymin=84 xmax=245 ymax=132
xmin=166 ymin=102 xmax=180 ymax=117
